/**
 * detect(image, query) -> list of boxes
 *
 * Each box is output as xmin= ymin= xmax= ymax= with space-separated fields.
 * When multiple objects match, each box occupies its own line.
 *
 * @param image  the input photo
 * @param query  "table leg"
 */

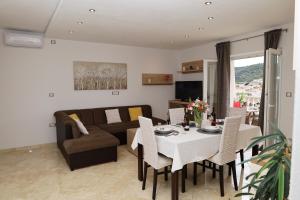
xmin=171 ymin=170 xmax=179 ymax=200
xmin=252 ymin=145 xmax=259 ymax=156
xmin=138 ymin=144 xmax=143 ymax=181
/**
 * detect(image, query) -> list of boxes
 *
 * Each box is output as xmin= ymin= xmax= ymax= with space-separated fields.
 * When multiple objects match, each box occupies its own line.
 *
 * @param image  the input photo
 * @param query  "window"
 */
xmin=232 ymin=56 xmax=264 ymax=112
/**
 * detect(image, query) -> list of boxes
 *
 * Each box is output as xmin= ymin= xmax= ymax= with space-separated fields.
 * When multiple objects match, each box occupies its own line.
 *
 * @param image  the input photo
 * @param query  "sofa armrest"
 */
xmin=54 ymin=112 xmax=81 ymax=149
xmin=63 ymin=118 xmax=81 ymax=138
xmin=151 ymin=117 xmax=167 ymax=125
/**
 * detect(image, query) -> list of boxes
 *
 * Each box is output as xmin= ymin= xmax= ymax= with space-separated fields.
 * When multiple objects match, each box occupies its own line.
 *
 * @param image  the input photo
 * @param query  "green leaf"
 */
xmin=282 ymin=156 xmax=291 ymax=170
xmin=235 ymin=192 xmax=254 ymax=197
xmin=278 ymin=164 xmax=285 ymax=200
xmin=260 ymin=142 xmax=282 ymax=154
xmin=246 ymin=133 xmax=282 ymax=151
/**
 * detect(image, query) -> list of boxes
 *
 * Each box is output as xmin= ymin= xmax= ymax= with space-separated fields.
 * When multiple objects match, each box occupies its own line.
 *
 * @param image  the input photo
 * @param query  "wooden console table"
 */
xmin=169 ymin=100 xmax=189 ymax=108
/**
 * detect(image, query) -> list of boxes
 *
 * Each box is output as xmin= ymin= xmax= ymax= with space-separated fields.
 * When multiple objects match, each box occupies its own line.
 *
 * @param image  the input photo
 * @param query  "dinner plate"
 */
xmin=198 ymin=126 xmax=222 ymax=134
xmin=154 ymin=128 xmax=174 ymax=135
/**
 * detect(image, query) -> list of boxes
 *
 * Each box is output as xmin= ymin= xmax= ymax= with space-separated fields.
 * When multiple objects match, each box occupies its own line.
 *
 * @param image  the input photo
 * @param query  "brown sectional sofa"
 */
xmin=54 ymin=105 xmax=166 ymax=170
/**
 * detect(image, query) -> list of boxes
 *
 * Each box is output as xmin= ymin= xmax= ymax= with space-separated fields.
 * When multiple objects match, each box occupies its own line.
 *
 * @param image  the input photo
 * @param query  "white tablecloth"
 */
xmin=131 ymin=124 xmax=261 ymax=172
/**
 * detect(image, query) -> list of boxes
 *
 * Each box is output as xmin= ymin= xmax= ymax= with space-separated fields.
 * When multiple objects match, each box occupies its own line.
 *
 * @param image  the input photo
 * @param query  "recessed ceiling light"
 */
xmin=77 ymin=21 xmax=84 ymax=25
xmin=68 ymin=30 xmax=74 ymax=34
xmin=89 ymin=9 xmax=96 ymax=13
xmin=205 ymin=1 xmax=212 ymax=5
xmin=208 ymin=17 xmax=214 ymax=20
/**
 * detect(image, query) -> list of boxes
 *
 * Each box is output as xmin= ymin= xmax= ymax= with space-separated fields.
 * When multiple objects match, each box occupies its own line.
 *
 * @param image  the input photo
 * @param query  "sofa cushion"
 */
xmin=93 ymin=108 xmax=107 ymax=124
xmin=97 ymin=121 xmax=140 ymax=134
xmin=63 ymin=109 xmax=94 ymax=126
xmin=63 ymin=128 xmax=119 ymax=154
xmin=78 ymin=109 xmax=94 ymax=125
xmin=141 ymin=105 xmax=152 ymax=118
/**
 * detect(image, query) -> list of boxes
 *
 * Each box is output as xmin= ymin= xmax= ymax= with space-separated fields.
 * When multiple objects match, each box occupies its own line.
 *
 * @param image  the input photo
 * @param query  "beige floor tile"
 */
xmin=0 ymin=145 xmax=258 ymax=200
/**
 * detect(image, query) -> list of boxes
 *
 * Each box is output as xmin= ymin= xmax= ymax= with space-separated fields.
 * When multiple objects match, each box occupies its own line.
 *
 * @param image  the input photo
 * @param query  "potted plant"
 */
xmin=187 ymin=98 xmax=208 ymax=128
xmin=235 ymin=128 xmax=291 ymax=200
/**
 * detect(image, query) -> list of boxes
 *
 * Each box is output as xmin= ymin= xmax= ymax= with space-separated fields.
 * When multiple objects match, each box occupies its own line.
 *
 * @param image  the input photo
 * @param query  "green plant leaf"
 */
xmin=278 ymin=164 xmax=285 ymax=200
xmin=246 ymin=133 xmax=282 ymax=151
xmin=260 ymin=142 xmax=282 ymax=154
xmin=235 ymin=192 xmax=254 ymax=197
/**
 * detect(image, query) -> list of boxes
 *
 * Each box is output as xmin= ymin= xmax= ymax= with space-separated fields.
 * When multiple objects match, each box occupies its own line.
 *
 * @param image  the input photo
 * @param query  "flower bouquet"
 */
xmin=187 ymin=98 xmax=208 ymax=128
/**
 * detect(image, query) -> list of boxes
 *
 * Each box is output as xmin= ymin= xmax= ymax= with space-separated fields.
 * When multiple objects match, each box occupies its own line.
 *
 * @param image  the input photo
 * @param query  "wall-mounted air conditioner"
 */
xmin=4 ymin=30 xmax=44 ymax=48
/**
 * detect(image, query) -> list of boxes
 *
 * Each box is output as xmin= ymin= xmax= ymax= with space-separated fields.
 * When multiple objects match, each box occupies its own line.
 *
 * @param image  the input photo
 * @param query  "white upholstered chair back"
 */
xmin=138 ymin=116 xmax=159 ymax=168
xmin=214 ymin=116 xmax=241 ymax=165
xmin=228 ymin=107 xmax=247 ymax=124
xmin=169 ymin=108 xmax=185 ymax=125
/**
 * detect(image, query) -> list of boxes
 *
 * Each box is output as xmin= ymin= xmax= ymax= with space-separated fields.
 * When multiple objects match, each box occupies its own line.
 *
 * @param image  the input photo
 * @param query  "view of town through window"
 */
xmin=233 ymin=56 xmax=264 ymax=113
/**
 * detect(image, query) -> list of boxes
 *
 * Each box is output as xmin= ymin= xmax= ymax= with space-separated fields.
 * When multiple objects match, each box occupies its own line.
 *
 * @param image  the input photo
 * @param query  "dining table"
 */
xmin=131 ymin=124 xmax=262 ymax=200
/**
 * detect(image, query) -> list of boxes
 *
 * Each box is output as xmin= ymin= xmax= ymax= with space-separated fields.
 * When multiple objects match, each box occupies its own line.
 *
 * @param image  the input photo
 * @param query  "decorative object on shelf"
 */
xmin=235 ymin=127 xmax=291 ymax=200
xmin=142 ymin=73 xmax=173 ymax=85
xmin=179 ymin=60 xmax=203 ymax=73
xmin=187 ymin=98 xmax=208 ymax=128
xmin=73 ymin=61 xmax=127 ymax=90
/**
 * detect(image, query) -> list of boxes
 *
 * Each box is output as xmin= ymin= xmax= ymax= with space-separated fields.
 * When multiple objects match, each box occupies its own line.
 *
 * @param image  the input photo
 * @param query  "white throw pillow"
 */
xmin=105 ymin=109 xmax=122 ymax=124
xmin=74 ymin=119 xmax=89 ymax=135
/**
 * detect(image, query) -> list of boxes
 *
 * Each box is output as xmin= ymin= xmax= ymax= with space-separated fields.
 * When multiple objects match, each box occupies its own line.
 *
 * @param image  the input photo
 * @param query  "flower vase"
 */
xmin=194 ymin=111 xmax=203 ymax=128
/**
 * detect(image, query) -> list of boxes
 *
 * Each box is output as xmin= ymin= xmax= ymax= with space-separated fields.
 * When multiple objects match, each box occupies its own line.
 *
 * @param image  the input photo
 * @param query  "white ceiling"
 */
xmin=0 ymin=0 xmax=295 ymax=49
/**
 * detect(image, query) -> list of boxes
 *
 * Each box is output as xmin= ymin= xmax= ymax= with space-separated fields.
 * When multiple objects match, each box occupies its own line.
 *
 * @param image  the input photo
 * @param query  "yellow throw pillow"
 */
xmin=69 ymin=113 xmax=80 ymax=121
xmin=128 ymin=107 xmax=143 ymax=121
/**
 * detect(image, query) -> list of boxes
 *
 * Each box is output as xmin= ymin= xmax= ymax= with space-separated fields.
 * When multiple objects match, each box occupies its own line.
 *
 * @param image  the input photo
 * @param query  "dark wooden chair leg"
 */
xmin=228 ymin=164 xmax=231 ymax=176
xmin=240 ymin=149 xmax=244 ymax=169
xmin=164 ymin=166 xmax=168 ymax=181
xmin=152 ymin=169 xmax=158 ymax=200
xmin=212 ymin=163 xmax=216 ymax=178
xmin=193 ymin=162 xmax=197 ymax=185
xmin=219 ymin=165 xmax=224 ymax=197
xmin=142 ymin=162 xmax=148 ymax=190
xmin=202 ymin=160 xmax=206 ymax=172
xmin=181 ymin=168 xmax=186 ymax=193
xmin=184 ymin=165 xmax=188 ymax=179
xmin=138 ymin=144 xmax=144 ymax=181
xmin=231 ymin=161 xmax=238 ymax=191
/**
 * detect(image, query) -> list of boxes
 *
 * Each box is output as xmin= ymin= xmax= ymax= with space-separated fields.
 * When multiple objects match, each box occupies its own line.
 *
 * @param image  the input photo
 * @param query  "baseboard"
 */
xmin=0 ymin=143 xmax=56 ymax=153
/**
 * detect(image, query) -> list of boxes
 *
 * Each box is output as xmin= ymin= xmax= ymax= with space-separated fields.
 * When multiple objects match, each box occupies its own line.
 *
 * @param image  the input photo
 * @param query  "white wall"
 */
xmin=176 ymin=23 xmax=295 ymax=138
xmin=0 ymin=22 xmax=295 ymax=150
xmin=290 ymin=0 xmax=300 ymax=198
xmin=0 ymin=32 xmax=177 ymax=149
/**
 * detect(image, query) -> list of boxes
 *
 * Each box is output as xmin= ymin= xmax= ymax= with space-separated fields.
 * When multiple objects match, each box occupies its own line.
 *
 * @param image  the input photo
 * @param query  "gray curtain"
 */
xmin=216 ymin=41 xmax=231 ymax=119
xmin=259 ymin=29 xmax=282 ymax=133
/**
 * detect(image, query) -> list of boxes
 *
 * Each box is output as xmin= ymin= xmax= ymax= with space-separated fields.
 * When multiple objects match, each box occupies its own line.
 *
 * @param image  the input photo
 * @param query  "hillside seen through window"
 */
xmin=233 ymin=56 xmax=264 ymax=113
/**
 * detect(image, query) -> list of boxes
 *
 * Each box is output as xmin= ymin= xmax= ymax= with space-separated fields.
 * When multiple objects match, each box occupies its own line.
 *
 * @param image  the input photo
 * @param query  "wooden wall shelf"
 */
xmin=180 ymin=60 xmax=203 ymax=73
xmin=142 ymin=73 xmax=173 ymax=85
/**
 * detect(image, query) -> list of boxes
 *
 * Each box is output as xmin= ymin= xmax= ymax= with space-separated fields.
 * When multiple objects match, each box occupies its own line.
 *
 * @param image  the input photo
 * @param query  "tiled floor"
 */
xmin=0 ymin=144 xmax=258 ymax=200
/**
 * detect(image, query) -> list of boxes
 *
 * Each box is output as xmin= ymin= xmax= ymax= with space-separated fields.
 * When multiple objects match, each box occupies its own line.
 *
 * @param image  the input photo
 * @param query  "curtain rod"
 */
xmin=215 ymin=28 xmax=288 ymax=46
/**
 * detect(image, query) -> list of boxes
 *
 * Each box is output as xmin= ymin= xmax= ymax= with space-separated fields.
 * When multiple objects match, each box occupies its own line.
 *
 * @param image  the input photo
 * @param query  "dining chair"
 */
xmin=228 ymin=107 xmax=247 ymax=124
xmin=193 ymin=116 xmax=241 ymax=197
xmin=228 ymin=107 xmax=247 ymax=169
xmin=138 ymin=116 xmax=173 ymax=200
xmin=169 ymin=108 xmax=185 ymax=125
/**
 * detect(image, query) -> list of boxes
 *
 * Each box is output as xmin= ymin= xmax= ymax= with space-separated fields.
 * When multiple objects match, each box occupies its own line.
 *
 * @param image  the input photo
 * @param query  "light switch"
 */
xmin=286 ymin=92 xmax=292 ymax=97
xmin=112 ymin=91 xmax=119 ymax=95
